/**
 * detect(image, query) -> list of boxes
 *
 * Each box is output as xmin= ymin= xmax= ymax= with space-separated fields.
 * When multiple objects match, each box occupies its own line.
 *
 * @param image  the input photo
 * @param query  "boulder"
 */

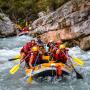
xmin=31 ymin=0 xmax=90 ymax=50
xmin=0 ymin=13 xmax=16 ymax=37
xmin=80 ymin=36 xmax=90 ymax=50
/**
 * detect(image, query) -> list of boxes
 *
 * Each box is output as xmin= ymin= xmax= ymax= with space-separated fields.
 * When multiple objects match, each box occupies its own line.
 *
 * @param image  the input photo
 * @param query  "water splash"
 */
xmin=0 ymin=36 xmax=90 ymax=90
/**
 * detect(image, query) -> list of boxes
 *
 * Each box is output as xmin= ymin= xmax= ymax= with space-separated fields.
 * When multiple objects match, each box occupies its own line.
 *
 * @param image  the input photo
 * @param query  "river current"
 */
xmin=0 ymin=35 xmax=90 ymax=90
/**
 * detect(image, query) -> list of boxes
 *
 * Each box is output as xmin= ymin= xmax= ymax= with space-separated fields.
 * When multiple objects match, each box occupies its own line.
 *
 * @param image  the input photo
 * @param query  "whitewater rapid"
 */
xmin=0 ymin=35 xmax=90 ymax=90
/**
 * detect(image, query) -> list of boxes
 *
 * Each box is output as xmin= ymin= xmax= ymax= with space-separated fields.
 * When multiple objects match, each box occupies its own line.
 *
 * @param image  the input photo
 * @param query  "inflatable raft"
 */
xmin=25 ymin=61 xmax=73 ymax=80
xmin=18 ymin=31 xmax=29 ymax=36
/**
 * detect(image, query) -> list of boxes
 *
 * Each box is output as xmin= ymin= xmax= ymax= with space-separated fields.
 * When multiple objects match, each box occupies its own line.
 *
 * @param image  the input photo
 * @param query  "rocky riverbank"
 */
xmin=0 ymin=0 xmax=90 ymax=50
xmin=0 ymin=13 xmax=16 ymax=38
xmin=29 ymin=0 xmax=90 ymax=50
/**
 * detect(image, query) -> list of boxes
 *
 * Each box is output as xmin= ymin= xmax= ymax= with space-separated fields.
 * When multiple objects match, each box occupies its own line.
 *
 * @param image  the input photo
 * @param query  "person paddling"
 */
xmin=20 ymin=39 xmax=37 ymax=53
xmin=36 ymin=36 xmax=44 ymax=46
xmin=20 ymin=39 xmax=37 ymax=68
xmin=55 ymin=44 xmax=69 ymax=64
xmin=28 ymin=46 xmax=41 ymax=69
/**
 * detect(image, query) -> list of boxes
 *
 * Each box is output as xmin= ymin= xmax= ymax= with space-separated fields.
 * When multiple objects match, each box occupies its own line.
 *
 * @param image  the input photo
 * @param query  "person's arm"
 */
xmin=56 ymin=49 xmax=60 ymax=54
xmin=20 ymin=47 xmax=25 ymax=63
xmin=29 ymin=54 xmax=34 ymax=69
xmin=20 ymin=52 xmax=25 ymax=63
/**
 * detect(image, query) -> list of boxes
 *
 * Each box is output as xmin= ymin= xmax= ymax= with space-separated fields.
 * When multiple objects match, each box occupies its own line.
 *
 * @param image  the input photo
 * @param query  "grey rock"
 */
xmin=31 ymin=0 xmax=90 ymax=50
xmin=80 ymin=36 xmax=90 ymax=50
xmin=0 ymin=13 xmax=16 ymax=37
xmin=38 ymin=11 xmax=46 ymax=18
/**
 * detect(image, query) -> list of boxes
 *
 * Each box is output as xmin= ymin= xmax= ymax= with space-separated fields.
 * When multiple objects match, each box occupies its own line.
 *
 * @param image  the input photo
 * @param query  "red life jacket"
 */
xmin=22 ymin=27 xmax=29 ymax=32
xmin=20 ymin=52 xmax=39 ymax=66
xmin=55 ymin=50 xmax=67 ymax=64
xmin=20 ymin=42 xmax=37 ymax=54
xmin=52 ymin=47 xmax=57 ymax=59
xmin=20 ymin=42 xmax=38 ymax=67
xmin=31 ymin=53 xmax=42 ymax=65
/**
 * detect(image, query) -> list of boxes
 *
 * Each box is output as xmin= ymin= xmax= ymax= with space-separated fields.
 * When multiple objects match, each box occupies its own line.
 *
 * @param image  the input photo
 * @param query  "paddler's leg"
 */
xmin=24 ymin=62 xmax=30 ymax=69
xmin=56 ymin=66 xmax=62 ymax=78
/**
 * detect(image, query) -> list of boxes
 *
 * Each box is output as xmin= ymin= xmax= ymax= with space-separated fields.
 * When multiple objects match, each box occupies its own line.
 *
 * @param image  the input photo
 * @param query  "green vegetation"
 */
xmin=0 ymin=15 xmax=4 ymax=21
xmin=0 ymin=0 xmax=69 ymax=22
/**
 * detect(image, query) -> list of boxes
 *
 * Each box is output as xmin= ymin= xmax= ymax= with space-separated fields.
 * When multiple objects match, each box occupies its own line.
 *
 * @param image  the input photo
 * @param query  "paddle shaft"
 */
xmin=20 ymin=52 xmax=31 ymax=64
xmin=8 ymin=58 xmax=20 ymax=61
xmin=25 ymin=53 xmax=40 ymax=82
xmin=9 ymin=53 xmax=31 ymax=74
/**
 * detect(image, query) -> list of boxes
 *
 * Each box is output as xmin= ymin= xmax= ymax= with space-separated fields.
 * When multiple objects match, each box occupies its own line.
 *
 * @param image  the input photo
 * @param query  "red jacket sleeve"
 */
xmin=20 ymin=47 xmax=24 ymax=53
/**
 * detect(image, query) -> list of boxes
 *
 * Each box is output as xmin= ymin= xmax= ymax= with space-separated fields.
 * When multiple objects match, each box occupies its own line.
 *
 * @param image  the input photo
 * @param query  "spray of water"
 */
xmin=0 ymin=35 xmax=90 ymax=90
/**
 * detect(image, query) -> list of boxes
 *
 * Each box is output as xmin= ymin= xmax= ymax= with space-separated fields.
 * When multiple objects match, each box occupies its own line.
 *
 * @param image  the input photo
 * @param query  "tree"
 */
xmin=0 ymin=0 xmax=69 ymax=22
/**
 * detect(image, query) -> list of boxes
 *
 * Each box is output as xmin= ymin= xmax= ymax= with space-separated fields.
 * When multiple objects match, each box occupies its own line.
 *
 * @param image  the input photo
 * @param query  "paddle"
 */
xmin=8 ymin=58 xmax=20 ymax=61
xmin=26 ymin=53 xmax=40 ymax=83
xmin=9 ymin=53 xmax=30 ymax=74
xmin=51 ymin=43 xmax=84 ymax=66
xmin=50 ymin=46 xmax=84 ymax=67
xmin=9 ymin=64 xmax=20 ymax=74
xmin=69 ymin=58 xmax=83 ymax=79
xmin=53 ymin=45 xmax=84 ymax=78
xmin=60 ymin=50 xmax=83 ymax=79
xmin=27 ymin=69 xmax=33 ymax=83
xmin=72 ymin=57 xmax=84 ymax=66
xmin=8 ymin=54 xmax=21 ymax=61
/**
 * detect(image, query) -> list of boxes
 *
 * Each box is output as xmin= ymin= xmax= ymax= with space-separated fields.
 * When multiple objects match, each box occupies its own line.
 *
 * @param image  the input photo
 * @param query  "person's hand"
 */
xmin=20 ymin=59 xmax=24 ymax=64
xmin=39 ymin=51 xmax=42 ymax=54
xmin=31 ymin=67 xmax=35 ymax=70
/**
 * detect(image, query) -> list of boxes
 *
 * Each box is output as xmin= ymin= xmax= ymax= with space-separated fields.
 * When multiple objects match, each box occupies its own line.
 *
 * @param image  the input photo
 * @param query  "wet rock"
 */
xmin=31 ymin=0 xmax=90 ymax=50
xmin=38 ymin=11 xmax=46 ymax=18
xmin=71 ymin=18 xmax=90 ymax=39
xmin=0 ymin=13 xmax=16 ymax=37
xmin=80 ymin=36 xmax=90 ymax=50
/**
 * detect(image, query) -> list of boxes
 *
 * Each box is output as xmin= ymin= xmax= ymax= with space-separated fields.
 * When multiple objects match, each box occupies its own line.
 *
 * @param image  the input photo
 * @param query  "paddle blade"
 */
xmin=9 ymin=64 xmax=20 ymax=74
xmin=72 ymin=57 xmax=84 ymax=66
xmin=76 ymin=71 xmax=83 ymax=79
xmin=26 ymin=69 xmax=33 ymax=84
xmin=73 ymin=67 xmax=83 ymax=79
xmin=27 ymin=76 xmax=32 ymax=84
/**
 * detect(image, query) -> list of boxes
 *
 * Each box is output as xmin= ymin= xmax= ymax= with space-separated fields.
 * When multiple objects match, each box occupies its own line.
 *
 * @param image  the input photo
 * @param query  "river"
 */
xmin=0 ymin=35 xmax=90 ymax=90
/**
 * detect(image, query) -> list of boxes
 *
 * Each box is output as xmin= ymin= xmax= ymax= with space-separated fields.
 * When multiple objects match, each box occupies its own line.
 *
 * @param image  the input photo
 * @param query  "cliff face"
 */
xmin=0 ymin=13 xmax=16 ymax=37
xmin=30 ymin=0 xmax=90 ymax=50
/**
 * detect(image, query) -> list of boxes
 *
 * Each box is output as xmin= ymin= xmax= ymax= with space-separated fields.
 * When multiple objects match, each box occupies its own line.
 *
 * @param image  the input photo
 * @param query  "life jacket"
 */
xmin=52 ymin=47 xmax=57 ymax=60
xmin=55 ymin=50 xmax=67 ymax=64
xmin=21 ymin=52 xmax=41 ymax=67
xmin=26 ymin=42 xmax=36 ymax=49
xmin=55 ymin=43 xmax=60 ymax=48
xmin=20 ymin=42 xmax=37 ymax=54
xmin=20 ymin=45 xmax=30 ymax=55
xmin=30 ymin=52 xmax=42 ymax=65
xmin=22 ymin=27 xmax=29 ymax=32
xmin=20 ymin=42 xmax=34 ymax=66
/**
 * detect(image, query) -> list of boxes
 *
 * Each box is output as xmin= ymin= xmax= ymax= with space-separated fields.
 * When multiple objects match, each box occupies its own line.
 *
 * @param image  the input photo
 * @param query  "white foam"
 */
xmin=0 ymin=62 xmax=14 ymax=72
